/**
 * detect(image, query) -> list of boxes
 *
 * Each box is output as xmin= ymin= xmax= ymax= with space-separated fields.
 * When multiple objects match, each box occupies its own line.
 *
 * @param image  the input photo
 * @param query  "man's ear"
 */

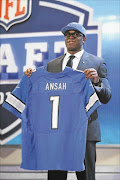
xmin=83 ymin=36 xmax=87 ymax=43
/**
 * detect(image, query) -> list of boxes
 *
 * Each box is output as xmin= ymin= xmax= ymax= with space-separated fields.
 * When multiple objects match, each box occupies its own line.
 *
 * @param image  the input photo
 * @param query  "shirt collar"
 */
xmin=65 ymin=49 xmax=84 ymax=59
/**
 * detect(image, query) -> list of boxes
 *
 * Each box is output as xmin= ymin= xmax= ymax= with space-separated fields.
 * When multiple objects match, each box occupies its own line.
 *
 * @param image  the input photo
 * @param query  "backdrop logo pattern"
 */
xmin=0 ymin=0 xmax=32 ymax=31
xmin=0 ymin=0 xmax=101 ymax=145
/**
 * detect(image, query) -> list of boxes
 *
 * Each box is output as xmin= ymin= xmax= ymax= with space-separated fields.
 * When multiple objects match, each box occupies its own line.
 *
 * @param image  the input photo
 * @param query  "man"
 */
xmin=25 ymin=22 xmax=112 ymax=180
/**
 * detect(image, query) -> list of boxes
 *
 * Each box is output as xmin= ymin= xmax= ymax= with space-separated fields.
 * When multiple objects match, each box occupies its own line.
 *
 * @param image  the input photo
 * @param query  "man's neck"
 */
xmin=67 ymin=48 xmax=83 ymax=55
xmin=67 ymin=49 xmax=84 ymax=56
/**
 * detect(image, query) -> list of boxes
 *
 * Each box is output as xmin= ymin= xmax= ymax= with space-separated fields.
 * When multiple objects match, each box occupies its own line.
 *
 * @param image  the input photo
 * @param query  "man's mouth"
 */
xmin=67 ymin=40 xmax=75 ymax=44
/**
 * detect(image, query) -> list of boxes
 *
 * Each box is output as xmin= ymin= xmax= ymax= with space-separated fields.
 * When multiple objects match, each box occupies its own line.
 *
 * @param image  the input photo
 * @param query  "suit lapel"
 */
xmin=77 ymin=51 xmax=90 ymax=70
xmin=57 ymin=54 xmax=66 ymax=71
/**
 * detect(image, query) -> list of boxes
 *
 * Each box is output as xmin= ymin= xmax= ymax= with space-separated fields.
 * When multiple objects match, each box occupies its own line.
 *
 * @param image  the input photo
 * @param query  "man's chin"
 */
xmin=67 ymin=47 xmax=76 ymax=52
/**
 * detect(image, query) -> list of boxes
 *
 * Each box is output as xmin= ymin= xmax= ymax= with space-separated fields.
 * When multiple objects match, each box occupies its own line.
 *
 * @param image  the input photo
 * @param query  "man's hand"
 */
xmin=83 ymin=68 xmax=100 ymax=84
xmin=24 ymin=68 xmax=33 ymax=77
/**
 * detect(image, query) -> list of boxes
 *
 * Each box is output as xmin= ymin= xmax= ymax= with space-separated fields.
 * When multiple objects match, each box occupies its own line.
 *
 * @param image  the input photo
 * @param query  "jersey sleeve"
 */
xmin=2 ymin=75 xmax=31 ymax=119
xmin=84 ymin=79 xmax=101 ymax=118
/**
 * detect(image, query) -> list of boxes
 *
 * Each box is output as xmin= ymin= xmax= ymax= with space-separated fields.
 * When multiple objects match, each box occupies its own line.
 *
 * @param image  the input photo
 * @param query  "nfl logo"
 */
xmin=0 ymin=0 xmax=32 ymax=31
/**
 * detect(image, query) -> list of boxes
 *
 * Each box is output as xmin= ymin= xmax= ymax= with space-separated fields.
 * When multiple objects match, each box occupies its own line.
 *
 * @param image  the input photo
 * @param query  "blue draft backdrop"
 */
xmin=0 ymin=0 xmax=119 ymax=145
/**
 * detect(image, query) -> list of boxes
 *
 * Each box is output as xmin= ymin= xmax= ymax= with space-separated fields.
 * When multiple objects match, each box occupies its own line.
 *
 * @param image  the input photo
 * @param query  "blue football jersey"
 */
xmin=2 ymin=66 xmax=101 ymax=171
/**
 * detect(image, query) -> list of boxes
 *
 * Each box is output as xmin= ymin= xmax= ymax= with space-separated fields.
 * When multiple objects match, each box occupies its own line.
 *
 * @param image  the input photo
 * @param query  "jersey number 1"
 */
xmin=50 ymin=96 xmax=60 ymax=129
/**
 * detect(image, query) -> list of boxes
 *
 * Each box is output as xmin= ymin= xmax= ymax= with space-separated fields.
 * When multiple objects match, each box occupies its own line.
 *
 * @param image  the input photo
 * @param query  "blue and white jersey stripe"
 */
xmin=5 ymin=93 xmax=25 ymax=113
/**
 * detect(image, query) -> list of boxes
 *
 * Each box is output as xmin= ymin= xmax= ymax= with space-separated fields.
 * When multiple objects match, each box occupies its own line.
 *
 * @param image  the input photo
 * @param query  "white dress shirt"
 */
xmin=62 ymin=49 xmax=84 ymax=70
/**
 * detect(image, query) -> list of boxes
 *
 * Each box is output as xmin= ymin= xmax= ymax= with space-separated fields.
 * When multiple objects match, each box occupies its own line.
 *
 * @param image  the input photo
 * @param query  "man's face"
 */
xmin=64 ymin=30 xmax=86 ymax=54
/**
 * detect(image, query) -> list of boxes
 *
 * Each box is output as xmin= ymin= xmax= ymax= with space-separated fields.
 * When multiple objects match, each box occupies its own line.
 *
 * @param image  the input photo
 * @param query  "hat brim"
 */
xmin=61 ymin=26 xmax=85 ymax=36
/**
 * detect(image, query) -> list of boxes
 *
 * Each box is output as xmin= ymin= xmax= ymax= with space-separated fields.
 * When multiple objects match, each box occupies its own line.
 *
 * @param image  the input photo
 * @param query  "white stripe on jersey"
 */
xmin=5 ymin=93 xmax=25 ymax=113
xmin=86 ymin=92 xmax=99 ymax=112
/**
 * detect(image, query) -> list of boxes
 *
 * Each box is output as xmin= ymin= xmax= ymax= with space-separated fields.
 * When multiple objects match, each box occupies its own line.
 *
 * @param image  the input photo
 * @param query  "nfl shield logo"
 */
xmin=0 ymin=0 xmax=32 ymax=31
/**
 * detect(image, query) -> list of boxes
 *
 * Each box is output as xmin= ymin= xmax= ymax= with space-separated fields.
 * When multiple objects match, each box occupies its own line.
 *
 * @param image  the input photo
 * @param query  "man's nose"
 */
xmin=68 ymin=35 xmax=74 ymax=38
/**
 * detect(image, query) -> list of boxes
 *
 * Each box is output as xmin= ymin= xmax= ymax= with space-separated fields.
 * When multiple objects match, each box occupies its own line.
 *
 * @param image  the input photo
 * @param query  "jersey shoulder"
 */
xmin=68 ymin=69 xmax=86 ymax=82
xmin=29 ymin=66 xmax=46 ymax=84
xmin=67 ymin=69 xmax=89 ymax=93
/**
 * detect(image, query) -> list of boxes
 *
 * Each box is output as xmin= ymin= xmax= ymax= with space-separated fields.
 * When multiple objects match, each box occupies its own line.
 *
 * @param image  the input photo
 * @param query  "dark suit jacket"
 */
xmin=47 ymin=51 xmax=112 ymax=141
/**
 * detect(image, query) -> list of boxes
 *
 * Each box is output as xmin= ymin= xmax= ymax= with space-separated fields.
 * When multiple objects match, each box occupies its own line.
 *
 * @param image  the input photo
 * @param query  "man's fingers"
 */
xmin=82 ymin=68 xmax=100 ymax=83
xmin=27 ymin=68 xmax=33 ymax=73
xmin=85 ymin=73 xmax=95 ymax=80
xmin=24 ymin=68 xmax=33 ymax=77
xmin=83 ymin=69 xmax=97 ymax=74
xmin=85 ymin=72 xmax=98 ymax=79
xmin=83 ymin=68 xmax=96 ymax=73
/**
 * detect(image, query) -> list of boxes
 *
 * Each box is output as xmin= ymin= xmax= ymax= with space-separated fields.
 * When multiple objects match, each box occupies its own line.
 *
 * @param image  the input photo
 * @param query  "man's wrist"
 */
xmin=93 ymin=78 xmax=102 ymax=87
